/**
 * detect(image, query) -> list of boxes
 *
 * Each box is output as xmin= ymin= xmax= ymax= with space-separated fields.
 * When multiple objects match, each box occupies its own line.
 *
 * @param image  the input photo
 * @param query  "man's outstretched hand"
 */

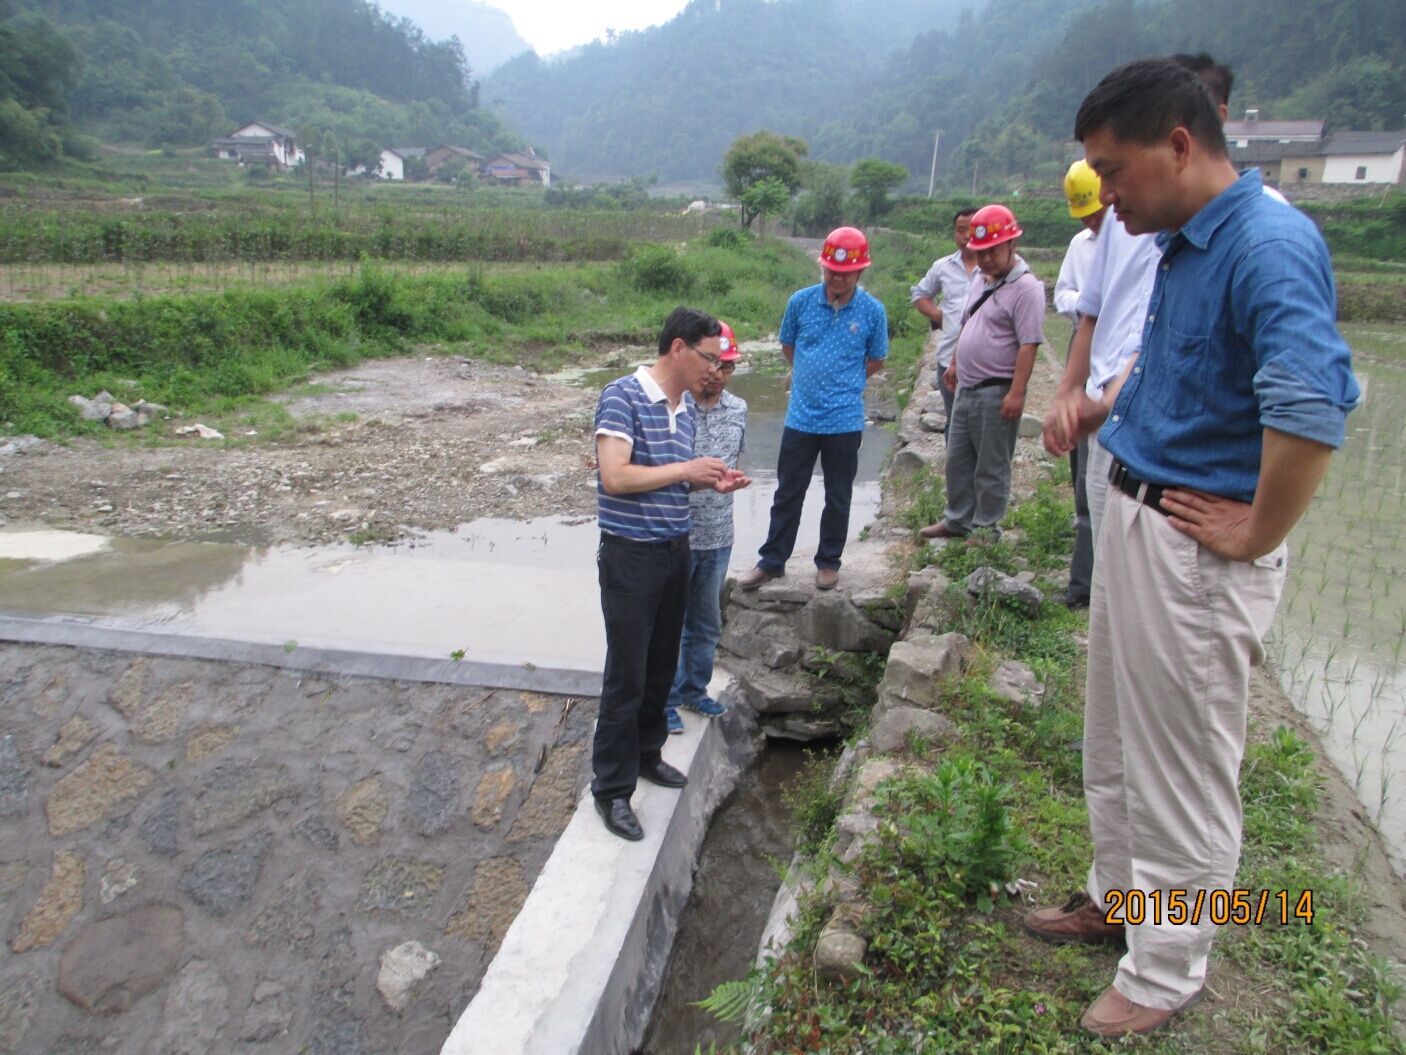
xmin=712 ymin=469 xmax=751 ymax=494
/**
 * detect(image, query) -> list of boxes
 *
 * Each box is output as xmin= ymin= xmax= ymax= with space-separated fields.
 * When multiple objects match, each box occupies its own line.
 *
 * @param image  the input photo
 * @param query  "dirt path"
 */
xmin=0 ymin=355 xmax=609 ymax=546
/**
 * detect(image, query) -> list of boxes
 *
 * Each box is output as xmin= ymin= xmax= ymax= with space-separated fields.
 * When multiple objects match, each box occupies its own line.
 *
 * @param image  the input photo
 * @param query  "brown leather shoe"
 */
xmin=1080 ymin=986 xmax=1202 ymax=1037
xmin=815 ymin=568 xmax=839 ymax=590
xmin=736 ymin=566 xmax=781 ymax=590
xmin=918 ymin=521 xmax=960 ymax=540
xmin=1022 ymin=891 xmax=1125 ymax=946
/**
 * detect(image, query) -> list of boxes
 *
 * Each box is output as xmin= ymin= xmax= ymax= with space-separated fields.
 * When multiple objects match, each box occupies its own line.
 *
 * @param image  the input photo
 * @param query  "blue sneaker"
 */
xmin=680 ymin=696 xmax=726 ymax=718
xmin=665 ymin=706 xmax=684 ymax=734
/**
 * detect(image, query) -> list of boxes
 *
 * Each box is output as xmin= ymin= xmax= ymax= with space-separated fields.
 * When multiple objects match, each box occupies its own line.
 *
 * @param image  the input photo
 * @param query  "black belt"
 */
xmin=600 ymin=531 xmax=689 ymax=551
xmin=966 ymin=376 xmax=1013 ymax=391
xmin=1108 ymin=459 xmax=1168 ymax=516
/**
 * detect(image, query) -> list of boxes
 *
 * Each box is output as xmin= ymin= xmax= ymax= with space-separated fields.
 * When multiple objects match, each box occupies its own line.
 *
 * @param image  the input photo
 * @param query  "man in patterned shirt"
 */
xmin=664 ymin=322 xmax=747 ymax=734
xmin=737 ymin=226 xmax=888 ymax=592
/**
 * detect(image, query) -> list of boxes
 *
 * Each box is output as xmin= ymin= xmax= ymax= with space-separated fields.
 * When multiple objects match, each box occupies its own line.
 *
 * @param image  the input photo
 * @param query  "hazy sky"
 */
xmin=406 ymin=0 xmax=692 ymax=56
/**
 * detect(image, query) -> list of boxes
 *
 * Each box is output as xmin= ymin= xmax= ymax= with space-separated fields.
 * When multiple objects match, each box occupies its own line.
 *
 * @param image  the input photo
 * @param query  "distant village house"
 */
xmin=481 ymin=150 xmax=551 ymax=187
xmin=1224 ymin=111 xmax=1405 ymax=187
xmin=210 ymin=121 xmax=303 ymax=170
xmin=377 ymin=147 xmax=427 ymax=181
xmin=425 ymin=145 xmax=484 ymax=177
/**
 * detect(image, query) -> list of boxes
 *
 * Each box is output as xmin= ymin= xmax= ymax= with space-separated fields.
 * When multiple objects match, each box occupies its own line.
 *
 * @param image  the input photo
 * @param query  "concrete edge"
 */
xmin=441 ymin=674 xmax=759 ymax=1055
xmin=0 ymin=611 xmax=602 ymax=697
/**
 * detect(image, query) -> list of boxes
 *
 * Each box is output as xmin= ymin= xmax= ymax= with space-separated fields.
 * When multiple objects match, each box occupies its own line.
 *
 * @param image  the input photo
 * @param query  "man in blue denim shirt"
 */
xmin=1022 ymin=59 xmax=1360 ymax=1039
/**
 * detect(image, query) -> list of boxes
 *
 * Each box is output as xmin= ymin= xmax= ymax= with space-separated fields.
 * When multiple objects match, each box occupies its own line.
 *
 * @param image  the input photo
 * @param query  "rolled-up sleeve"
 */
xmin=1238 ymin=238 xmax=1361 ymax=449
xmin=910 ymin=260 xmax=943 ymax=304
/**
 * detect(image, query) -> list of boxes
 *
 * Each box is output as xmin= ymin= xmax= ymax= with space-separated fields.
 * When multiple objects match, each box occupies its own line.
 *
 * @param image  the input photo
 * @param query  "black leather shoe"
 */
xmin=1059 ymin=590 xmax=1090 ymax=609
xmin=638 ymin=760 xmax=688 ymax=789
xmin=594 ymin=796 xmax=643 ymax=841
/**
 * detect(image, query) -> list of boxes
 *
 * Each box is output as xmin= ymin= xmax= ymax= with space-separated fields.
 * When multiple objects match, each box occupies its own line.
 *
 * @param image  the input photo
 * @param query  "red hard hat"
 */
xmin=819 ymin=226 xmax=871 ymax=272
xmin=718 ymin=321 xmax=740 ymax=362
xmin=967 ymin=205 xmax=1022 ymax=250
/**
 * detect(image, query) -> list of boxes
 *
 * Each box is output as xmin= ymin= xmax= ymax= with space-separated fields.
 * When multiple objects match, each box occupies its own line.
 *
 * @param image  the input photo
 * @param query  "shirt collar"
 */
xmin=1162 ymin=169 xmax=1262 ymax=251
xmin=633 ymin=365 xmax=692 ymax=410
xmin=981 ymin=254 xmax=1030 ymax=289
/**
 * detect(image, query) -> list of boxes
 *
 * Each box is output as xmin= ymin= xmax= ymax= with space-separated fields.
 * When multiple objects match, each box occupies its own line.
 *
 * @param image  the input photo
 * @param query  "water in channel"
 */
xmin=640 ymin=739 xmax=823 ymax=1055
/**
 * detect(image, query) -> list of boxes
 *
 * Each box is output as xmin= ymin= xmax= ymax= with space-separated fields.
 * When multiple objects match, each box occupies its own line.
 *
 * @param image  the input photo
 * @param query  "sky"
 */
xmin=397 ymin=0 xmax=693 ymax=57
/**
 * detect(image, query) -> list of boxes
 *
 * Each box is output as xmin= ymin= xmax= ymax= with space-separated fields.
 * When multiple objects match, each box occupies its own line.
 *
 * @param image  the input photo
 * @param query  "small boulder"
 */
xmin=965 ymin=567 xmax=1044 ymax=617
xmin=106 ymin=404 xmax=141 ymax=430
xmin=871 ymin=705 xmax=961 ymax=755
xmin=991 ymin=660 xmax=1045 ymax=708
xmin=376 ymin=941 xmax=441 ymax=1013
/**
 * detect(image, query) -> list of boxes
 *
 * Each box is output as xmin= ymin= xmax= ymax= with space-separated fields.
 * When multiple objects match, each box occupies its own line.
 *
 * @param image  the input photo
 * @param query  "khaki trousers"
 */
xmin=1084 ymin=489 xmax=1286 ymax=1008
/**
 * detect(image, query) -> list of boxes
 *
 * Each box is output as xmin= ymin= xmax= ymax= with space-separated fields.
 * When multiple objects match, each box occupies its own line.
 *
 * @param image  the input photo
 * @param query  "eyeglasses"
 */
xmin=686 ymin=343 xmax=724 ymax=370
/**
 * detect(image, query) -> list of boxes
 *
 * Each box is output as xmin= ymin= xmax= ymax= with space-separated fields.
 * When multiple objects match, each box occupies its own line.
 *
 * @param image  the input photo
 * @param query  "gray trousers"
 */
xmin=942 ymin=382 xmax=1020 ymax=536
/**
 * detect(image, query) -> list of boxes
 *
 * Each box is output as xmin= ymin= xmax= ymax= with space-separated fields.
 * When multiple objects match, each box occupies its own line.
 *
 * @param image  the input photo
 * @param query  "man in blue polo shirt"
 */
xmin=737 ymin=226 xmax=888 ymax=592
xmin=1021 ymin=59 xmax=1359 ymax=1038
xmin=592 ymin=306 xmax=750 ymax=841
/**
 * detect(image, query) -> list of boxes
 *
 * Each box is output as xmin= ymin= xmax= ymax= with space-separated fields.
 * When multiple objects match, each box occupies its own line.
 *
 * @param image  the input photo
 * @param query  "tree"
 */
xmin=1278 ymin=56 xmax=1406 ymax=131
xmin=740 ymin=176 xmax=790 ymax=239
xmin=722 ymin=130 xmax=807 ymax=228
xmin=791 ymin=160 xmax=850 ymax=236
xmin=850 ymin=158 xmax=908 ymax=222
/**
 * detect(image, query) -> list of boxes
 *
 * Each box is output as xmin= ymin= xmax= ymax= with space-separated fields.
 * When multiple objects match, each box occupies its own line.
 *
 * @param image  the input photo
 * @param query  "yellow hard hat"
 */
xmin=1064 ymin=160 xmax=1103 ymax=218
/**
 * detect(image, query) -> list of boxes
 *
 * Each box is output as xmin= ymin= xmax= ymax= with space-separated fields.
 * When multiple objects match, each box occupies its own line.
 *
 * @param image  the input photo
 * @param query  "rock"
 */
xmin=878 ymin=633 xmax=970 ymax=710
xmin=0 ymin=436 xmax=43 ymax=456
xmin=470 ymin=767 xmax=516 ymax=829
xmin=728 ymin=576 xmax=812 ymax=611
xmin=99 ymin=858 xmax=139 ymax=904
xmin=292 ymin=813 xmax=340 ymax=852
xmin=240 ymin=981 xmax=291 ymax=1044
xmin=408 ymin=751 xmax=460 ymax=837
xmin=889 ymin=444 xmax=935 ymax=478
xmin=0 ymin=734 xmax=30 ymax=816
xmin=106 ymin=403 xmax=141 ymax=430
xmin=736 ymin=665 xmax=842 ymax=716
xmin=139 ymin=788 xmax=182 ymax=857
xmin=245 ymin=875 xmax=317 ymax=956
xmin=483 ymin=719 xmax=521 ymax=756
xmin=93 ymin=390 xmax=114 ymax=403
xmin=847 ymin=584 xmax=906 ymax=632
xmin=1014 ymin=570 xmax=1037 ymax=585
xmin=905 ymin=566 xmax=952 ymax=610
xmin=870 ymin=398 xmax=900 ymax=423
xmin=109 ymin=658 xmax=148 ymax=718
xmin=991 ymin=660 xmax=1045 ymax=708
xmin=156 ymin=959 xmax=229 ymax=1054
xmin=184 ymin=724 xmax=238 ymax=764
xmin=191 ymin=761 xmax=292 ymax=835
xmin=57 ymin=905 xmax=185 ymax=1013
xmin=814 ymin=915 xmax=867 ymax=981
xmin=719 ymin=609 xmax=805 ymax=668
xmin=762 ymin=715 xmax=846 ymax=741
xmin=965 ymin=567 xmax=1044 ymax=617
xmin=376 ymin=941 xmax=442 ymax=1014
xmin=174 ymin=424 xmax=224 ymax=440
xmin=10 ymin=851 xmax=85 ymax=953
xmin=356 ymin=858 xmax=445 ymax=917
xmin=1018 ymin=413 xmax=1043 ymax=438
xmin=0 ymin=862 xmax=27 ymax=907
xmin=798 ymin=648 xmax=874 ymax=684
xmin=0 ymin=979 xmax=37 ymax=1054
xmin=68 ymin=396 xmax=111 ymax=422
xmin=132 ymin=681 xmax=193 ymax=743
xmin=871 ymin=706 xmax=961 ymax=755
xmin=133 ymin=400 xmax=167 ymax=416
xmin=920 ymin=412 xmax=946 ymax=433
xmin=46 ymin=744 xmax=155 ymax=835
xmin=180 ymin=833 xmax=272 ymax=917
xmin=853 ymin=757 xmax=901 ymax=800
xmin=796 ymin=592 xmax=896 ymax=654
xmin=336 ymin=776 xmax=389 ymax=845
xmin=445 ymin=857 xmax=527 ymax=947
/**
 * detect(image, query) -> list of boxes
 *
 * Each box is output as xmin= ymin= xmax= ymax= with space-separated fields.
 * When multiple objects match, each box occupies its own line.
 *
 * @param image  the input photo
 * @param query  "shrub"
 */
xmin=621 ymin=244 xmax=694 ymax=294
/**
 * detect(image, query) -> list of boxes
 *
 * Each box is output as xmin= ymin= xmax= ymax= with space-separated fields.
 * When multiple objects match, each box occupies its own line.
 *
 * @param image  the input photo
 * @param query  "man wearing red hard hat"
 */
xmin=919 ymin=204 xmax=1045 ymax=543
xmin=737 ymin=226 xmax=888 ymax=592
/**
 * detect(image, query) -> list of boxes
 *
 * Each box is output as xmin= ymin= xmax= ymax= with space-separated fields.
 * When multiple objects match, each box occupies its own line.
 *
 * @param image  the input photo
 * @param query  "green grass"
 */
xmin=711 ymin=402 xmax=1405 ymax=1052
xmin=0 ymin=236 xmax=816 ymax=437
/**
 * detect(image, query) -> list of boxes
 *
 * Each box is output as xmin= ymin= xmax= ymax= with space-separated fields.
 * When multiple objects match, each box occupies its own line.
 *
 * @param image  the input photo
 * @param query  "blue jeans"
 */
xmin=757 ymin=427 xmax=863 ymax=573
xmin=667 ymin=545 xmax=732 ymax=709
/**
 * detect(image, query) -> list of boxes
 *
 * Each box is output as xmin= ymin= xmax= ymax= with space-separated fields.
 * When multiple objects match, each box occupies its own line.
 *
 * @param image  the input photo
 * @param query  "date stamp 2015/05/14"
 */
xmin=1103 ymin=888 xmax=1314 ymax=927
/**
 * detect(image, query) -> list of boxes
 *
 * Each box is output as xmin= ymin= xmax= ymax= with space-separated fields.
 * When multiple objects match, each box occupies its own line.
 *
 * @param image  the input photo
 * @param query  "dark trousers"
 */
xmin=592 ymin=533 xmax=690 ymax=801
xmin=1068 ymin=435 xmax=1094 ymax=601
xmin=757 ymin=426 xmax=863 ymax=573
xmin=936 ymin=368 xmax=955 ymax=437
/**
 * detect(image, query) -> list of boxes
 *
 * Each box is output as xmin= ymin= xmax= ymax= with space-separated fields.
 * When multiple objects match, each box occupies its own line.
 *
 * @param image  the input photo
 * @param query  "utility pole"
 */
xmin=927 ymin=130 xmax=941 ymax=198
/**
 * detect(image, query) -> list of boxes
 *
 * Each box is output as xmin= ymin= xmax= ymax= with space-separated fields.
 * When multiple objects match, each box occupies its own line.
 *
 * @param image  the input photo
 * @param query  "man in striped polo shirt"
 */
xmin=592 ymin=307 xmax=751 ymax=841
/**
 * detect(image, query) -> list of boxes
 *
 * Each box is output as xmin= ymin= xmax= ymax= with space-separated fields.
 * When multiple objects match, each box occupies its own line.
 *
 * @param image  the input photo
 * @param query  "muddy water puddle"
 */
xmin=0 ymin=367 xmax=893 ymax=671
xmin=1271 ymin=333 xmax=1406 ymax=874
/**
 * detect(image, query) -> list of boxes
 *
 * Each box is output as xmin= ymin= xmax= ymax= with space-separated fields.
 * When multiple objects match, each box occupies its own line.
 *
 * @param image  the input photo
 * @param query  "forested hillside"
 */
xmin=1 ymin=0 xmax=522 ymax=167
xmin=483 ymin=0 xmax=983 ymax=183
xmin=486 ymin=0 xmax=1406 ymax=186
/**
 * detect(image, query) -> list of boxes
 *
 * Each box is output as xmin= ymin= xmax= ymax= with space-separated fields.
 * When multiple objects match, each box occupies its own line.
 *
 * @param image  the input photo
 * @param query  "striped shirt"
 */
xmin=594 ymin=366 xmax=696 ymax=541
